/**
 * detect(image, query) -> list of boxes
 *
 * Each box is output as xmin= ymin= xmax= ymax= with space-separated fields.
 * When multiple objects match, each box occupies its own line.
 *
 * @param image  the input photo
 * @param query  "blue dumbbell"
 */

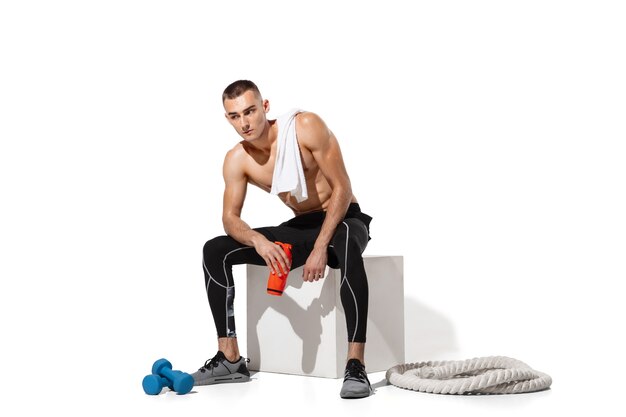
xmin=142 ymin=374 xmax=172 ymax=395
xmin=143 ymin=358 xmax=194 ymax=395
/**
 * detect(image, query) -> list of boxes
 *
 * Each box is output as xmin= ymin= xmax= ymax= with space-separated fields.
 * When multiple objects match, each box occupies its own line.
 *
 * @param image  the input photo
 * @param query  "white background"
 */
xmin=1 ymin=1 xmax=624 ymax=415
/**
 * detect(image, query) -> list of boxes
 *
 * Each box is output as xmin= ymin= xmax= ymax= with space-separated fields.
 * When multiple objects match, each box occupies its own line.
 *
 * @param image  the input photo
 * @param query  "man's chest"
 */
xmin=245 ymin=144 xmax=317 ymax=191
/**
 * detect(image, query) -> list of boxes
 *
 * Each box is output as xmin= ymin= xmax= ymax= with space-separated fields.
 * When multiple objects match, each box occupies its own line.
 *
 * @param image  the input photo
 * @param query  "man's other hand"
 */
xmin=303 ymin=247 xmax=327 ymax=282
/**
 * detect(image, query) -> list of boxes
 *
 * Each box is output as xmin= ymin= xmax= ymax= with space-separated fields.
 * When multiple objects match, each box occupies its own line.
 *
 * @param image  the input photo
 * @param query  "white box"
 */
xmin=246 ymin=255 xmax=404 ymax=378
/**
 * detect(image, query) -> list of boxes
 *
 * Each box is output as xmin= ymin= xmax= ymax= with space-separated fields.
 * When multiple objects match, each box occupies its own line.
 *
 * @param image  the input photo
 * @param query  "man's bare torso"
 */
xmin=230 ymin=114 xmax=356 ymax=216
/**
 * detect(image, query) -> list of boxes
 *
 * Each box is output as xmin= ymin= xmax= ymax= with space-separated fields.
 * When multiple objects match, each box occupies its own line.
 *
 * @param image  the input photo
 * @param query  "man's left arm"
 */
xmin=297 ymin=112 xmax=353 ymax=282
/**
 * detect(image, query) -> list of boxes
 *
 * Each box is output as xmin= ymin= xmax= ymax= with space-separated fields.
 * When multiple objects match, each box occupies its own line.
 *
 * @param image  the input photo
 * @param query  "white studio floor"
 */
xmin=134 ymin=369 xmax=557 ymax=417
xmin=100 ymin=363 xmax=591 ymax=417
xmin=16 ymin=347 xmax=614 ymax=417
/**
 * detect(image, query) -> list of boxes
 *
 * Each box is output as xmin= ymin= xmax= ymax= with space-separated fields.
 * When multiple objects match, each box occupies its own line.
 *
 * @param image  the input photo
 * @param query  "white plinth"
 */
xmin=246 ymin=255 xmax=404 ymax=378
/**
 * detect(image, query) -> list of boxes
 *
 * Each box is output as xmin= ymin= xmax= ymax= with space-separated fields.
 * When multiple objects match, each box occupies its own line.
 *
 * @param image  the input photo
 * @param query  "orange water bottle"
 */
xmin=267 ymin=242 xmax=292 ymax=296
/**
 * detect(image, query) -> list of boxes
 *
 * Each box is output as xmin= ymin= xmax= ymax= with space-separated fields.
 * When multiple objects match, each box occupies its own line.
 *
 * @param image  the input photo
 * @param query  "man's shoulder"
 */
xmin=225 ymin=141 xmax=246 ymax=157
xmin=224 ymin=142 xmax=248 ymax=167
xmin=295 ymin=111 xmax=324 ymax=127
xmin=295 ymin=111 xmax=330 ymax=146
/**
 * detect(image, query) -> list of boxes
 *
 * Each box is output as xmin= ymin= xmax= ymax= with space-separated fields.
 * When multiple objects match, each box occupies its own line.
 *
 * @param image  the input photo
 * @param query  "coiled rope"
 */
xmin=386 ymin=356 xmax=552 ymax=395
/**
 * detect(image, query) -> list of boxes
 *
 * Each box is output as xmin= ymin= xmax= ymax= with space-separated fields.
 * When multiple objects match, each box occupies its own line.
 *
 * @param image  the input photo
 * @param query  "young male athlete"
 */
xmin=193 ymin=80 xmax=374 ymax=398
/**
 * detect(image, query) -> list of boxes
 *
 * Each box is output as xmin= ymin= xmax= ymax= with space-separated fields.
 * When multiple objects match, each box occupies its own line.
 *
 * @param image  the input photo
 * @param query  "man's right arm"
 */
xmin=222 ymin=149 xmax=291 ymax=275
xmin=221 ymin=148 xmax=264 ymax=247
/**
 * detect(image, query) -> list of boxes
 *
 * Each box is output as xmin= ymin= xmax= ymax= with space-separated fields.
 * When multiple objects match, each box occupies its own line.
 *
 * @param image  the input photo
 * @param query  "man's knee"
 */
xmin=203 ymin=235 xmax=236 ymax=259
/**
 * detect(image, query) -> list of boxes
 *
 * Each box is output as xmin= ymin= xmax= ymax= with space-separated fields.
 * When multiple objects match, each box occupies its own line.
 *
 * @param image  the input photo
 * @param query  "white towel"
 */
xmin=270 ymin=108 xmax=308 ymax=202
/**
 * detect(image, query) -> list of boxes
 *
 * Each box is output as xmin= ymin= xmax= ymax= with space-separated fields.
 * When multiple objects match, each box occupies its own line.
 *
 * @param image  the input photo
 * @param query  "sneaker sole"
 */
xmin=340 ymin=388 xmax=373 ymax=399
xmin=194 ymin=373 xmax=251 ymax=386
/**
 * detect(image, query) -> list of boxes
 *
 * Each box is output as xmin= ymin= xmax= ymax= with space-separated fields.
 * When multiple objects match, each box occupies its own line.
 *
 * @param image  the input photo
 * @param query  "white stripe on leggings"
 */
xmin=203 ymin=245 xmax=255 ymax=338
xmin=222 ymin=246 xmax=254 ymax=337
xmin=203 ymin=257 xmax=229 ymax=290
xmin=339 ymin=221 xmax=359 ymax=343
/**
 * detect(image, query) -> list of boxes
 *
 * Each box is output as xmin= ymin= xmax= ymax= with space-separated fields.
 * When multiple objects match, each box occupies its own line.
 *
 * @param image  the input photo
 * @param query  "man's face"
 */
xmin=223 ymin=90 xmax=270 ymax=142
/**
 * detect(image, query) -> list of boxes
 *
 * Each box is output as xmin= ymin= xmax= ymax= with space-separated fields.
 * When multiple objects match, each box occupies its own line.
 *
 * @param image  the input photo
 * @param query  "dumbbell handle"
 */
xmin=157 ymin=367 xmax=193 ymax=394
xmin=159 ymin=367 xmax=177 ymax=381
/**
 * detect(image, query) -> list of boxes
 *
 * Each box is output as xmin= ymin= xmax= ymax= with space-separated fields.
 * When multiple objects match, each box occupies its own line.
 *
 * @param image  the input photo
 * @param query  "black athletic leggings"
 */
xmin=202 ymin=203 xmax=372 ymax=343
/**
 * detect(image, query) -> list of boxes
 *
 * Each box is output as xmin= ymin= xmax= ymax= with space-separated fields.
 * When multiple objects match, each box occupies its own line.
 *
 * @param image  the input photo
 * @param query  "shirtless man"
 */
xmin=192 ymin=80 xmax=374 ymax=398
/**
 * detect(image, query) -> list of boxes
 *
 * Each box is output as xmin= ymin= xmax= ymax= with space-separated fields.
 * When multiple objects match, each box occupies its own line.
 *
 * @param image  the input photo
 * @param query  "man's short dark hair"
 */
xmin=222 ymin=80 xmax=262 ymax=103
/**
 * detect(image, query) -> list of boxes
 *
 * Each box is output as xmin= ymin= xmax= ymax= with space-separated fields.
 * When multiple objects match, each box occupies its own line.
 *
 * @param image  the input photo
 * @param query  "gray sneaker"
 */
xmin=340 ymin=359 xmax=373 ymax=399
xmin=192 ymin=351 xmax=251 ymax=386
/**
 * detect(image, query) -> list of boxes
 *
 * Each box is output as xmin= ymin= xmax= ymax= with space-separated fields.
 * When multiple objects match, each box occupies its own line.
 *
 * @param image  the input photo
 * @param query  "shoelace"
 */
xmin=199 ymin=354 xmax=223 ymax=373
xmin=344 ymin=361 xmax=370 ymax=385
xmin=199 ymin=354 xmax=251 ymax=373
